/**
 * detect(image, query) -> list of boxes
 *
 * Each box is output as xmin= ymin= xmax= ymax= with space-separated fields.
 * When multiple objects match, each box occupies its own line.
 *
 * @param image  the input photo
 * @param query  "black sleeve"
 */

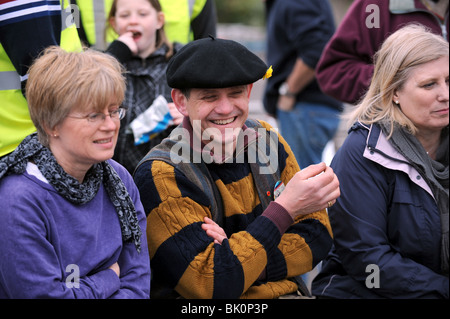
xmin=0 ymin=2 xmax=62 ymax=77
xmin=191 ymin=0 xmax=217 ymax=40
xmin=105 ymin=40 xmax=133 ymax=65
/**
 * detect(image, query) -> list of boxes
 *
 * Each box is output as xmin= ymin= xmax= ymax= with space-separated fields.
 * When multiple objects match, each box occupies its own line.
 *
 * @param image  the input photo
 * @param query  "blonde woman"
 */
xmin=0 ymin=47 xmax=150 ymax=299
xmin=313 ymin=24 xmax=449 ymax=299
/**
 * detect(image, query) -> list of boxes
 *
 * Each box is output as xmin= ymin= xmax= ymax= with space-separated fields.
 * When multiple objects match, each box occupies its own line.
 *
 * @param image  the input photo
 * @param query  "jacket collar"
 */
xmin=389 ymin=0 xmax=424 ymax=13
xmin=353 ymin=121 xmax=434 ymax=197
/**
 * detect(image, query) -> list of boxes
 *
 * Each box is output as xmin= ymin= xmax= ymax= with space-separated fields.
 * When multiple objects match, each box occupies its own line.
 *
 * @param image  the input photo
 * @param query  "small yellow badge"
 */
xmin=263 ymin=65 xmax=273 ymax=80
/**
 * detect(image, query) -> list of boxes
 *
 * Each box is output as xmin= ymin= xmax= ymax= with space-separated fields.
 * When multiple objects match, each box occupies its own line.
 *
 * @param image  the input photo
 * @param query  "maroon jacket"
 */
xmin=316 ymin=0 xmax=449 ymax=104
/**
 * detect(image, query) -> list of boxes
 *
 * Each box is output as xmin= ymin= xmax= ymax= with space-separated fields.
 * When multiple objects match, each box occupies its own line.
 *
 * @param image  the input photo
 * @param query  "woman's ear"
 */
xmin=171 ymin=89 xmax=189 ymax=116
xmin=392 ymin=91 xmax=400 ymax=105
xmin=44 ymin=123 xmax=59 ymax=139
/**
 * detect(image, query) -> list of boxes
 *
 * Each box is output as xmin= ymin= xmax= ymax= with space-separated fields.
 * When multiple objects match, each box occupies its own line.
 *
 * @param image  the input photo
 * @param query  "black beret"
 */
xmin=166 ymin=36 xmax=269 ymax=89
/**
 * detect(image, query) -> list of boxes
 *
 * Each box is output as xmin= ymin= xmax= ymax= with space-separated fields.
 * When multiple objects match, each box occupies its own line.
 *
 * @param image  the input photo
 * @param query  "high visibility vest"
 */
xmin=75 ymin=0 xmax=115 ymax=50
xmin=0 ymin=0 xmax=82 ymax=157
xmin=160 ymin=0 xmax=208 ymax=44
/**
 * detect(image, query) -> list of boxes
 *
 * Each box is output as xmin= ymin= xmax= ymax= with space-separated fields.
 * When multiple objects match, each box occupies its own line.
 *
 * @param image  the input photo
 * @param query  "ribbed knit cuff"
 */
xmin=262 ymin=201 xmax=294 ymax=235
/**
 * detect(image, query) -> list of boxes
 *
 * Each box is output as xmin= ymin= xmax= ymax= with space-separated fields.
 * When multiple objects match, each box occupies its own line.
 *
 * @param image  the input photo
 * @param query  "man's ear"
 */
xmin=171 ymin=89 xmax=189 ymax=116
xmin=246 ymin=83 xmax=253 ymax=98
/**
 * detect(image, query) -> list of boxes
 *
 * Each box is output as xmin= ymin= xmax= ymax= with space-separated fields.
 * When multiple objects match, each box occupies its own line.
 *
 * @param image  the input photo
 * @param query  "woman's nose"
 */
xmin=437 ymin=81 xmax=449 ymax=102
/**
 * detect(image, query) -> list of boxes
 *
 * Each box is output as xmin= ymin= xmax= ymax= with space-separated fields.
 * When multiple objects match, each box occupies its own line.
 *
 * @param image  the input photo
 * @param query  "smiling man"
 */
xmin=133 ymin=36 xmax=340 ymax=299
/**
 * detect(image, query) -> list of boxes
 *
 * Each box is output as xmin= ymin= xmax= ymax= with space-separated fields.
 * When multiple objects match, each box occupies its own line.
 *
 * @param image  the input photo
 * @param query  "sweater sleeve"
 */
xmin=0 ymin=0 xmax=64 ymax=78
xmin=315 ymin=0 xmax=387 ymax=104
xmin=0 ymin=182 xmax=120 ymax=299
xmin=105 ymin=40 xmax=133 ymax=65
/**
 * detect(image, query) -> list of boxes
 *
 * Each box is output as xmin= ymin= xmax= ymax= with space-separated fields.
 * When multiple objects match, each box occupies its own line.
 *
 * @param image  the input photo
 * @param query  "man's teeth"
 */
xmin=212 ymin=118 xmax=235 ymax=125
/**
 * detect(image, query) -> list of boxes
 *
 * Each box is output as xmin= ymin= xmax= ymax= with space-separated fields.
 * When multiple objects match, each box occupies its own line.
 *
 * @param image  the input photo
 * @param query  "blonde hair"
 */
xmin=26 ymin=46 xmax=126 ymax=147
xmin=346 ymin=24 xmax=449 ymax=137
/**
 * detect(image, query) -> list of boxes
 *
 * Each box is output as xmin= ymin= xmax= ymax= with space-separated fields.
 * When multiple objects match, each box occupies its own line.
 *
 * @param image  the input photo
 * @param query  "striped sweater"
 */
xmin=134 ymin=119 xmax=333 ymax=298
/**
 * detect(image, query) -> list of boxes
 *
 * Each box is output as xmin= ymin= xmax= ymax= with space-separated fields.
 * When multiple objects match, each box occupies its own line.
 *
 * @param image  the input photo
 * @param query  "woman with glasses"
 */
xmin=0 ymin=46 xmax=150 ymax=299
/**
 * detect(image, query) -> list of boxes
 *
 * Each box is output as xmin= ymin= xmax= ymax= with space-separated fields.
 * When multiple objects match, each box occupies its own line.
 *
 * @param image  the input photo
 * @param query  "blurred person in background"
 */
xmin=105 ymin=0 xmax=184 ymax=174
xmin=316 ymin=0 xmax=448 ymax=105
xmin=75 ymin=0 xmax=216 ymax=49
xmin=0 ymin=0 xmax=82 ymax=158
xmin=263 ymin=0 xmax=343 ymax=293
xmin=263 ymin=0 xmax=342 ymax=169
xmin=316 ymin=0 xmax=448 ymax=151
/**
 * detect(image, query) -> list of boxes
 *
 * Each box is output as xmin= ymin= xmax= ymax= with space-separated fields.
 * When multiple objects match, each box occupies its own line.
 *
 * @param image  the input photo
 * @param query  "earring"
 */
xmin=395 ymin=100 xmax=399 ymax=105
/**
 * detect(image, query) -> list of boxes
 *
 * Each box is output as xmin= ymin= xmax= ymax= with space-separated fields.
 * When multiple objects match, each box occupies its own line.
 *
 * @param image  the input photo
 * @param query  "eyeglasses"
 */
xmin=67 ymin=108 xmax=127 ymax=123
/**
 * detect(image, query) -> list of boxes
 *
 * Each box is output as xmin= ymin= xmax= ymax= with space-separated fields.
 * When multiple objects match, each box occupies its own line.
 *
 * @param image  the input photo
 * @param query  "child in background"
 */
xmin=106 ymin=0 xmax=183 ymax=174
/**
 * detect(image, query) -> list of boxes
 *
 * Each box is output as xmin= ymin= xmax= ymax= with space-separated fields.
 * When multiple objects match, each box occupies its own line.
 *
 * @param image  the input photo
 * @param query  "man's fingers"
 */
xmin=297 ymin=162 xmax=326 ymax=180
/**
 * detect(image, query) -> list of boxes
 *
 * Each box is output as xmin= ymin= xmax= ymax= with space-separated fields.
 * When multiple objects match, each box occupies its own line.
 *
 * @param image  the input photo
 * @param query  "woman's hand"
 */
xmin=109 ymin=262 xmax=120 ymax=278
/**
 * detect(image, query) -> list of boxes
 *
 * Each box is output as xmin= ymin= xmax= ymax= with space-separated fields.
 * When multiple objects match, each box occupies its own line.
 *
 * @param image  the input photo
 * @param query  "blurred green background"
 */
xmin=213 ymin=0 xmax=354 ymax=27
xmin=214 ymin=0 xmax=265 ymax=26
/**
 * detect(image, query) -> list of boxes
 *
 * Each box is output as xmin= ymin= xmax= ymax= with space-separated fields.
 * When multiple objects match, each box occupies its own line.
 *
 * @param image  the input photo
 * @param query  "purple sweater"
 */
xmin=316 ymin=0 xmax=449 ymax=104
xmin=0 ymin=160 xmax=150 ymax=299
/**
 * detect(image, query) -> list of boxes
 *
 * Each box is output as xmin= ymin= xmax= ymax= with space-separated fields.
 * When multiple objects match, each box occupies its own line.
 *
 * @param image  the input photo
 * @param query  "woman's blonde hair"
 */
xmin=346 ymin=24 xmax=449 ymax=137
xmin=25 ymin=46 xmax=126 ymax=147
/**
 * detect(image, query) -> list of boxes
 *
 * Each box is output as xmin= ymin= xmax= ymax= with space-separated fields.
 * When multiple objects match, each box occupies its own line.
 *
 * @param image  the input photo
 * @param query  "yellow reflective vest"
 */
xmin=0 ymin=0 xmax=82 ymax=157
xmin=75 ymin=0 xmax=115 ymax=50
xmin=160 ymin=0 xmax=208 ymax=44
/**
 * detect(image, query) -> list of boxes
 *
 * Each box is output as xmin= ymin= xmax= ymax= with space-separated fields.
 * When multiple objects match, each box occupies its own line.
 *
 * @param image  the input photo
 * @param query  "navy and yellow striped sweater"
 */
xmin=134 ymin=120 xmax=333 ymax=298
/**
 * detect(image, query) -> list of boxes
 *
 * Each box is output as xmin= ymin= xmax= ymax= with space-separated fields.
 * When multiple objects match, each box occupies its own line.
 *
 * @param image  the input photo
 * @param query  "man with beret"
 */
xmin=133 ymin=36 xmax=340 ymax=299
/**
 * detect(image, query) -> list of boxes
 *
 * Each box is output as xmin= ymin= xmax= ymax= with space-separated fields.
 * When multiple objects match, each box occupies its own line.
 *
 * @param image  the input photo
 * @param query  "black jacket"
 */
xmin=263 ymin=0 xmax=342 ymax=116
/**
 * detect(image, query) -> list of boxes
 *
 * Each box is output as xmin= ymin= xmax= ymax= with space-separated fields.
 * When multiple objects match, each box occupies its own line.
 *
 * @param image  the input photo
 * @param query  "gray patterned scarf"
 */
xmin=381 ymin=123 xmax=449 ymax=276
xmin=0 ymin=133 xmax=142 ymax=253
